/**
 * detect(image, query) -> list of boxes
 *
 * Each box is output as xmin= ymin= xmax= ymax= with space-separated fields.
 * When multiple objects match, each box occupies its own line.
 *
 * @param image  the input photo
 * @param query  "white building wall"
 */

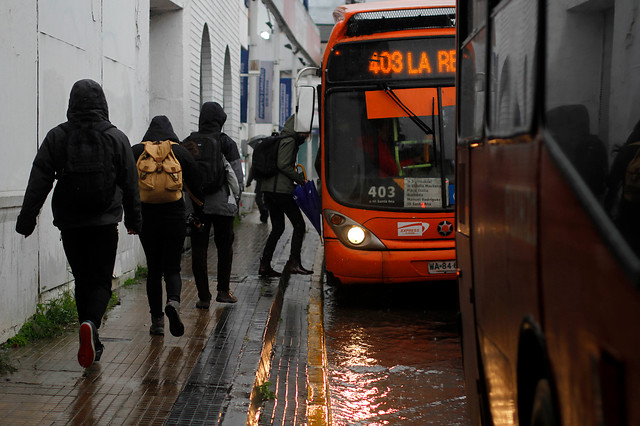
xmin=1 ymin=0 xmax=149 ymax=343
xmin=1 ymin=1 xmax=41 ymax=345
xmin=182 ymin=0 xmax=243 ymax=142
xmin=149 ymin=10 xmax=185 ymax=137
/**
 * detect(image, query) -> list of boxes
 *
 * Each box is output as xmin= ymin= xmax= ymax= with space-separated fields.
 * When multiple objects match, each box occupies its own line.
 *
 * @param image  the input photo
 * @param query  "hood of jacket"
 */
xmin=142 ymin=115 xmax=179 ymax=142
xmin=66 ymin=79 xmax=109 ymax=124
xmin=198 ymin=102 xmax=226 ymax=134
xmin=281 ymin=114 xmax=308 ymax=145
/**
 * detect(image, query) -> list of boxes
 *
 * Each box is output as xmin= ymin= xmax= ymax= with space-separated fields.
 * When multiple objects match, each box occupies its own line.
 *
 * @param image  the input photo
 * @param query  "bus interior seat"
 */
xmin=546 ymin=104 xmax=608 ymax=198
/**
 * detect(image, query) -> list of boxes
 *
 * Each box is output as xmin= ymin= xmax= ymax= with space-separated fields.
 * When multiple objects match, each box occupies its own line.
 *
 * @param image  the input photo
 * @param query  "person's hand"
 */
xmin=127 ymin=228 xmax=137 ymax=235
xmin=15 ymin=216 xmax=36 ymax=237
xmin=193 ymin=204 xmax=205 ymax=222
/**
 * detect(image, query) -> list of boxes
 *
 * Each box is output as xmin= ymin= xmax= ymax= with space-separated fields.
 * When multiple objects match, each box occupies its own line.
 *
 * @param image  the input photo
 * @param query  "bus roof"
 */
xmin=333 ymin=0 xmax=457 ymax=24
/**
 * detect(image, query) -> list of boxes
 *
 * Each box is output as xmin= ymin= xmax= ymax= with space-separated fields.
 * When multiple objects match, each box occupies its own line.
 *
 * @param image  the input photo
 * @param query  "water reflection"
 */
xmin=324 ymin=283 xmax=469 ymax=425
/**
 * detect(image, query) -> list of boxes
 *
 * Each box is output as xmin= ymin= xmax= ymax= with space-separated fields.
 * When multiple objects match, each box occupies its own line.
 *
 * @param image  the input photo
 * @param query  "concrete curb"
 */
xmin=246 ymin=274 xmax=286 ymax=425
xmin=245 ymin=243 xmax=329 ymax=425
xmin=306 ymin=244 xmax=331 ymax=425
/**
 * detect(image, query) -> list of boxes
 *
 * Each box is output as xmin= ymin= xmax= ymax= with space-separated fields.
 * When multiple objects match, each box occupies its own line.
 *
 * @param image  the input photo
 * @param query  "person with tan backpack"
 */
xmin=132 ymin=115 xmax=203 ymax=337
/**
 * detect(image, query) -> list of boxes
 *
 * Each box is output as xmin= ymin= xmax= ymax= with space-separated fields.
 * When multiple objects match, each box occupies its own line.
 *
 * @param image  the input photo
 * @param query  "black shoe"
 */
xmin=259 ymin=265 xmax=282 ymax=277
xmin=259 ymin=213 xmax=269 ymax=223
xmin=94 ymin=342 xmax=104 ymax=362
xmin=195 ymin=299 xmax=210 ymax=309
xmin=149 ymin=315 xmax=165 ymax=336
xmin=259 ymin=259 xmax=281 ymax=277
xmin=285 ymin=260 xmax=313 ymax=275
xmin=165 ymin=300 xmax=185 ymax=337
xmin=216 ymin=290 xmax=238 ymax=303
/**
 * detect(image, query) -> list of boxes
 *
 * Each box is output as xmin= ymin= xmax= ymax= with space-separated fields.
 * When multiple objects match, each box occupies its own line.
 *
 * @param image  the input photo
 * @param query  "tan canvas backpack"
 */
xmin=137 ymin=140 xmax=183 ymax=204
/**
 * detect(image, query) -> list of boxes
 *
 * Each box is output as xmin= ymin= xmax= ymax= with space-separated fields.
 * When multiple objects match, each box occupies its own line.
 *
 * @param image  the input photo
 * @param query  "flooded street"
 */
xmin=323 ymin=282 xmax=470 ymax=425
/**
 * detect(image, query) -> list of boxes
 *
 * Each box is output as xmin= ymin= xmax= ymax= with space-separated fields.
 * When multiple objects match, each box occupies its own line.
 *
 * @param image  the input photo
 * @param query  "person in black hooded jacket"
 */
xmin=132 ymin=115 xmax=203 ymax=337
xmin=16 ymin=79 xmax=143 ymax=369
xmin=182 ymin=102 xmax=244 ymax=306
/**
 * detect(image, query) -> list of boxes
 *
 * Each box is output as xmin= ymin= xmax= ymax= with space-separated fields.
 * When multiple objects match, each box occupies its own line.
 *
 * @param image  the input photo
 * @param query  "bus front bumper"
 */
xmin=324 ymin=239 xmax=457 ymax=285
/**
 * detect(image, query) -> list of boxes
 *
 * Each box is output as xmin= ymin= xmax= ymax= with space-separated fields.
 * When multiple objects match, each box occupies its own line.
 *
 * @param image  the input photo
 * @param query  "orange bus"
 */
xmin=456 ymin=0 xmax=640 ymax=424
xmin=318 ymin=0 xmax=457 ymax=285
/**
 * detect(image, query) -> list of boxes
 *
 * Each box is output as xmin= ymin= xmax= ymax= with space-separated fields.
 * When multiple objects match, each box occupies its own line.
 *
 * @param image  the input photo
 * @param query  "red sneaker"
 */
xmin=78 ymin=321 xmax=96 ymax=368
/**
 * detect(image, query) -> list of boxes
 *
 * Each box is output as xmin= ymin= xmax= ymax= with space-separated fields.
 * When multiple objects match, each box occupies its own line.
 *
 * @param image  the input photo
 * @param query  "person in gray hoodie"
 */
xmin=259 ymin=114 xmax=313 ymax=276
xmin=182 ymin=102 xmax=243 ymax=306
xmin=16 ymin=79 xmax=142 ymax=368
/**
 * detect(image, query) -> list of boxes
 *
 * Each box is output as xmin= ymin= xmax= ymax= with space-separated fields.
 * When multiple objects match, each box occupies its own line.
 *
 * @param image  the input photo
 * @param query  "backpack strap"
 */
xmin=184 ymin=184 xmax=204 ymax=207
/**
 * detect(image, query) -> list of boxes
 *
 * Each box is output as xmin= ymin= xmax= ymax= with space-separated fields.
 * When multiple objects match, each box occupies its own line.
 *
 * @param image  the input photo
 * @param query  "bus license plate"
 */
xmin=428 ymin=261 xmax=457 ymax=274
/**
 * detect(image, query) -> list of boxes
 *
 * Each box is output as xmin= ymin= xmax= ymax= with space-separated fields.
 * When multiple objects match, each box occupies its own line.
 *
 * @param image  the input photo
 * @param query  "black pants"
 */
xmin=61 ymin=225 xmax=118 ymax=328
xmin=256 ymin=190 xmax=268 ymax=219
xmin=190 ymin=214 xmax=235 ymax=301
xmin=139 ymin=214 xmax=186 ymax=318
xmin=262 ymin=192 xmax=305 ymax=263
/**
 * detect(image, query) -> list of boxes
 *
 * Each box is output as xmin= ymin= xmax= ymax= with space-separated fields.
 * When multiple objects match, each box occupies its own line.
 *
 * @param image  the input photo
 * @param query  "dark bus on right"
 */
xmin=455 ymin=0 xmax=640 ymax=425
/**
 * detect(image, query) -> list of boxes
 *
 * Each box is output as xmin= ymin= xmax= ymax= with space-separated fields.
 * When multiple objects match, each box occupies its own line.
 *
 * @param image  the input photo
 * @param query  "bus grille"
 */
xmin=346 ymin=7 xmax=455 ymax=37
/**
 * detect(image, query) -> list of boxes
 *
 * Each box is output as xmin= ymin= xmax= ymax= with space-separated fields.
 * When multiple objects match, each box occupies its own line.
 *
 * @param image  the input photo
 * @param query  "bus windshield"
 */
xmin=326 ymin=86 xmax=455 ymax=211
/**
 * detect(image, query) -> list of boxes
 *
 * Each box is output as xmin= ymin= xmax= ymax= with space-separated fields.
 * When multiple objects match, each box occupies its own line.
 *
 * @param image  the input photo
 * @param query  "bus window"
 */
xmin=487 ymin=0 xmax=537 ymax=137
xmin=458 ymin=31 xmax=486 ymax=143
xmin=545 ymin=2 xmax=640 ymax=254
xmin=326 ymin=88 xmax=455 ymax=210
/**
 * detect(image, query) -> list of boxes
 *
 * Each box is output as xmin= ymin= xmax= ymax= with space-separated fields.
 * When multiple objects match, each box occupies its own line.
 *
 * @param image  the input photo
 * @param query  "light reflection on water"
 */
xmin=324 ymin=283 xmax=470 ymax=425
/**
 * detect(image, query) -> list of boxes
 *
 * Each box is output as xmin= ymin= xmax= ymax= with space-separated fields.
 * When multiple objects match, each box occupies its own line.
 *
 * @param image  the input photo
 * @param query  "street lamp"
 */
xmin=261 ymin=20 xmax=273 ymax=40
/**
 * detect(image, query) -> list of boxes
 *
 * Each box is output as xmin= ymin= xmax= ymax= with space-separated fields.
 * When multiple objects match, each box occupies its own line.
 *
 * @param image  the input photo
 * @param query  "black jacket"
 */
xmin=16 ymin=79 xmax=142 ymax=236
xmin=132 ymin=115 xmax=203 ymax=219
xmin=184 ymin=102 xmax=244 ymax=189
xmin=260 ymin=114 xmax=307 ymax=194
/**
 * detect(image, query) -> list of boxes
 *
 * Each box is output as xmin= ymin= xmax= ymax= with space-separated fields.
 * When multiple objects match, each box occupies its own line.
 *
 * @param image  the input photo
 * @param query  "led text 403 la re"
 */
xmin=368 ymin=50 xmax=456 ymax=76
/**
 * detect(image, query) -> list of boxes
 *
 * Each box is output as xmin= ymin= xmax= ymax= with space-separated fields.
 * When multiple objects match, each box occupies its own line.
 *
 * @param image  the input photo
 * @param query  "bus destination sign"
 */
xmin=327 ymin=36 xmax=455 ymax=83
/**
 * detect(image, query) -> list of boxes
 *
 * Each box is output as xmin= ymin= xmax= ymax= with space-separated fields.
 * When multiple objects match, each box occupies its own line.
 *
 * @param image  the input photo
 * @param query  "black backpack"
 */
xmin=251 ymin=133 xmax=287 ymax=179
xmin=55 ymin=121 xmax=117 ymax=213
xmin=182 ymin=132 xmax=225 ymax=194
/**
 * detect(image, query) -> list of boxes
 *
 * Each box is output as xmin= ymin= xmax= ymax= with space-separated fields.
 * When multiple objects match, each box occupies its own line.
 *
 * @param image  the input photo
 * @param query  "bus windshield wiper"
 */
xmin=382 ymin=85 xmax=434 ymax=135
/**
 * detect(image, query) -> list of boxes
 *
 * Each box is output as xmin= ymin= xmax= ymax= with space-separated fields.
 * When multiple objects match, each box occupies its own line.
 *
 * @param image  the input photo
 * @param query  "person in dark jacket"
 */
xmin=15 ymin=79 xmax=143 ymax=368
xmin=132 ymin=115 xmax=203 ymax=337
xmin=259 ymin=114 xmax=313 ymax=277
xmin=182 ymin=102 xmax=244 ymax=307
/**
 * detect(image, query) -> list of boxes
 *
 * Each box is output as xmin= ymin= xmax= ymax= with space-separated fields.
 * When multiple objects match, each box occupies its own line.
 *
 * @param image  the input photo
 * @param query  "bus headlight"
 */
xmin=347 ymin=226 xmax=366 ymax=245
xmin=323 ymin=209 xmax=386 ymax=250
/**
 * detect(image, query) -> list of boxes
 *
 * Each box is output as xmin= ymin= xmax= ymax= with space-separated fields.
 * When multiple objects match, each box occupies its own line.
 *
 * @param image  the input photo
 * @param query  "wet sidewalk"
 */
xmin=0 ymin=207 xmax=328 ymax=425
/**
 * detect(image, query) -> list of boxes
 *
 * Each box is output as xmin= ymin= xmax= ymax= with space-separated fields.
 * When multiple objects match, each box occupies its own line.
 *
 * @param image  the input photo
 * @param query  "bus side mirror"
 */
xmin=295 ymin=85 xmax=315 ymax=133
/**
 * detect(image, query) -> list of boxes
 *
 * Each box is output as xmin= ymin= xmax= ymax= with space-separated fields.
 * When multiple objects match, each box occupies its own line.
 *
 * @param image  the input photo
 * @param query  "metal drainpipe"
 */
xmin=248 ymin=0 xmax=260 ymax=140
